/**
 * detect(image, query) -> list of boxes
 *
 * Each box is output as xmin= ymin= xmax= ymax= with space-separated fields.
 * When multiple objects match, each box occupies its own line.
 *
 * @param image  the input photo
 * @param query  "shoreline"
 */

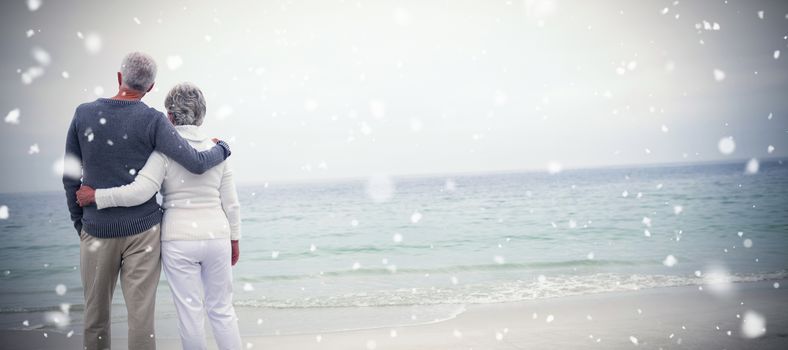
xmin=4 ymin=279 xmax=787 ymax=349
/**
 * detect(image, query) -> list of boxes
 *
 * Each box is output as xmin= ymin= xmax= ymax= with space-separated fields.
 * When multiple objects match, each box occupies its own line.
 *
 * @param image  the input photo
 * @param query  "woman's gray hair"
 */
xmin=120 ymin=52 xmax=157 ymax=92
xmin=165 ymin=82 xmax=207 ymax=126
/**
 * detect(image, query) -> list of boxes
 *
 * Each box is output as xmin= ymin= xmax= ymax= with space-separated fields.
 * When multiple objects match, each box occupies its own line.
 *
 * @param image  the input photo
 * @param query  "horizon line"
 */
xmin=2 ymin=156 xmax=784 ymax=196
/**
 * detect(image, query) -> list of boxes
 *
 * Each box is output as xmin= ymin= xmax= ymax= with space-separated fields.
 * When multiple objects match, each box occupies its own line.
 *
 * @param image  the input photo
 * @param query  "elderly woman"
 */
xmin=77 ymin=82 xmax=242 ymax=350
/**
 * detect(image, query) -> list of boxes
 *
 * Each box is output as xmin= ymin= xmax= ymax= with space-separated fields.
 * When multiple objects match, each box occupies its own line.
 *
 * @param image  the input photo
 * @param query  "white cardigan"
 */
xmin=95 ymin=125 xmax=241 ymax=241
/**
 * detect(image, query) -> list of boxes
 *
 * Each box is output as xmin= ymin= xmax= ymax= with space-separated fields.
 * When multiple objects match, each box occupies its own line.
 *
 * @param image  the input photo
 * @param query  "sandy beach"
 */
xmin=4 ymin=279 xmax=786 ymax=349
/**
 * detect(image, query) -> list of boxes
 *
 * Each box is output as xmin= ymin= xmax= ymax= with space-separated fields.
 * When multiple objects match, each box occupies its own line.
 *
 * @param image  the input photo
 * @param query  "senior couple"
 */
xmin=63 ymin=52 xmax=243 ymax=350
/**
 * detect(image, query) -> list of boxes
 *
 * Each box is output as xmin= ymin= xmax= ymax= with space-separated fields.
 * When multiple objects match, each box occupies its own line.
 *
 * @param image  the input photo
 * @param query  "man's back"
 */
xmin=67 ymin=98 xmax=164 ymax=237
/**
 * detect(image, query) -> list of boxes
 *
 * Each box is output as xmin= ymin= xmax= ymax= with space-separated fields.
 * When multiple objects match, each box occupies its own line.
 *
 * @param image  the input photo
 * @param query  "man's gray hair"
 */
xmin=120 ymin=52 xmax=157 ymax=92
xmin=165 ymin=82 xmax=207 ymax=126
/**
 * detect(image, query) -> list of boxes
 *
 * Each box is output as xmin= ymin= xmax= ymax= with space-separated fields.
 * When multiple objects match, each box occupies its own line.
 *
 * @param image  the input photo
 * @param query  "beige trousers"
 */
xmin=80 ymin=225 xmax=162 ymax=350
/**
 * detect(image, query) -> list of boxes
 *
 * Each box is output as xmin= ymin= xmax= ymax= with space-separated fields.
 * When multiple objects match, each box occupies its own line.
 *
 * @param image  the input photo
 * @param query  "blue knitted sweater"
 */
xmin=63 ymin=98 xmax=230 ymax=238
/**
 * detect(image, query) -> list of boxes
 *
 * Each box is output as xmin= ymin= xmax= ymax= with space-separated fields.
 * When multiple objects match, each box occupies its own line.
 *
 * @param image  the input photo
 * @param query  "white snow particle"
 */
xmin=661 ymin=124 xmax=669 ymax=133
xmin=775 ymin=50 xmax=781 ymax=60
xmin=360 ymin=121 xmax=372 ymax=135
xmin=216 ymin=105 xmax=234 ymax=121
xmin=587 ymin=252 xmax=595 ymax=260
xmin=62 ymin=71 xmax=70 ymax=79
xmin=26 ymin=29 xmax=35 ymax=38
xmin=21 ymin=66 xmax=44 ymax=85
xmin=663 ymin=255 xmax=677 ymax=267
xmin=629 ymin=335 xmax=639 ymax=345
xmin=774 ymin=282 xmax=780 ymax=289
xmin=718 ymin=136 xmax=735 ymax=155
xmin=622 ymin=190 xmax=629 ymax=198
xmin=27 ymin=0 xmax=42 ymax=11
xmin=133 ymin=17 xmax=141 ymax=25
xmin=673 ymin=205 xmax=683 ymax=215
xmin=94 ymin=86 xmax=104 ymax=96
xmin=642 ymin=217 xmax=652 ymax=227
xmin=32 ymin=47 xmax=51 ymax=66
xmin=743 ymin=239 xmax=753 ymax=248
xmin=271 ymin=251 xmax=279 ymax=259
xmin=304 ymin=98 xmax=318 ymax=112
xmin=392 ymin=233 xmax=403 ymax=243
xmin=0 ymin=206 xmax=9 ymax=220
xmin=547 ymin=161 xmax=563 ymax=174
xmin=55 ymin=284 xmax=67 ymax=295
xmin=366 ymin=175 xmax=395 ymax=203
xmin=54 ymin=153 xmax=82 ymax=180
xmin=83 ymin=33 xmax=102 ymax=55
xmin=757 ymin=10 xmax=765 ymax=19
xmin=4 ymin=109 xmax=20 ymax=125
xmin=410 ymin=211 xmax=422 ymax=224
xmin=713 ymin=69 xmax=726 ymax=82
xmin=741 ymin=311 xmax=766 ymax=338
xmin=493 ymin=255 xmax=505 ymax=265
xmin=745 ymin=158 xmax=759 ymax=175
xmin=166 ymin=55 xmax=183 ymax=70
xmin=546 ymin=314 xmax=555 ymax=323
xmin=129 ymin=169 xmax=136 ymax=175
xmin=452 ymin=329 xmax=463 ymax=338
xmin=767 ymin=145 xmax=775 ymax=154
xmin=352 ymin=262 xmax=361 ymax=270
xmin=243 ymin=283 xmax=254 ymax=292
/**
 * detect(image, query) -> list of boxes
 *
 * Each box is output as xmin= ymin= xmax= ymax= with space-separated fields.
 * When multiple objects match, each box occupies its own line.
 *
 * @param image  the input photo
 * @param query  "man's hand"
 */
xmin=231 ymin=240 xmax=240 ymax=266
xmin=212 ymin=138 xmax=220 ymax=144
xmin=76 ymin=185 xmax=96 ymax=207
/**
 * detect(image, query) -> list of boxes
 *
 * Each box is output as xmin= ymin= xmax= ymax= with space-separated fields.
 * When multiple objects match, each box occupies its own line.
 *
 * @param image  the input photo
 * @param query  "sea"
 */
xmin=1 ymin=160 xmax=787 ymax=337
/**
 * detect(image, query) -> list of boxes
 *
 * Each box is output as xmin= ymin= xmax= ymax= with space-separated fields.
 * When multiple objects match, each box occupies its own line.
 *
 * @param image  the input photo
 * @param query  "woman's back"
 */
xmin=159 ymin=125 xmax=232 ymax=241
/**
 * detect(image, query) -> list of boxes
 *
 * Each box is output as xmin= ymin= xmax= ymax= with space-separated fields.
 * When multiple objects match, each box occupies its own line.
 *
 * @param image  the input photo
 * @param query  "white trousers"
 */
xmin=162 ymin=239 xmax=242 ymax=350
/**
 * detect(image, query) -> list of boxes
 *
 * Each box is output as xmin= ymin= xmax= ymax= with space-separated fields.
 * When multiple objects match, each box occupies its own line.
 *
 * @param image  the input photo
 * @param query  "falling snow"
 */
xmin=26 ymin=0 xmax=42 ymax=11
xmin=167 ymin=55 xmax=183 ymax=70
xmin=4 ymin=109 xmax=20 ymax=125
xmin=741 ymin=311 xmax=767 ymax=338
xmin=663 ymin=255 xmax=677 ymax=267
xmin=718 ymin=136 xmax=735 ymax=155
xmin=713 ymin=69 xmax=726 ymax=82
xmin=83 ymin=33 xmax=102 ymax=54
xmin=745 ymin=158 xmax=759 ymax=174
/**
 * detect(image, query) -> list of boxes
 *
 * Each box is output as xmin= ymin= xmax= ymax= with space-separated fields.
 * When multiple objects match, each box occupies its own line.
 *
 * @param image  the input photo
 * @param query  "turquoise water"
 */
xmin=1 ymin=160 xmax=787 ymax=333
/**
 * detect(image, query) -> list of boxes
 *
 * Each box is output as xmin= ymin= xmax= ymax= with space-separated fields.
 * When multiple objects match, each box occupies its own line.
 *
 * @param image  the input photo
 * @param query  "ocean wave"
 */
xmin=233 ymin=270 xmax=788 ymax=309
xmin=238 ymin=259 xmax=650 ymax=281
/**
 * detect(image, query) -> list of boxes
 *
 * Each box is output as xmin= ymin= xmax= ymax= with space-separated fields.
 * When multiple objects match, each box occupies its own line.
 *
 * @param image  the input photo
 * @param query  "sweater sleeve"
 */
xmin=95 ymin=152 xmax=167 ymax=209
xmin=62 ymin=112 xmax=83 ymax=235
xmin=149 ymin=113 xmax=230 ymax=174
xmin=219 ymin=162 xmax=242 ymax=240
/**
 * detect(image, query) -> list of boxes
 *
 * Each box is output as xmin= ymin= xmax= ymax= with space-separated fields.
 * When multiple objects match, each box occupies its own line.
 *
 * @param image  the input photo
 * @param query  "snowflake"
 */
xmin=4 ymin=108 xmax=20 ymax=124
xmin=718 ymin=136 xmax=735 ymax=155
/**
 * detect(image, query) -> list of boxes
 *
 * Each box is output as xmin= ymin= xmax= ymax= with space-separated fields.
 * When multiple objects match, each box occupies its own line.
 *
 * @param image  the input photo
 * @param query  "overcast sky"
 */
xmin=1 ymin=0 xmax=787 ymax=193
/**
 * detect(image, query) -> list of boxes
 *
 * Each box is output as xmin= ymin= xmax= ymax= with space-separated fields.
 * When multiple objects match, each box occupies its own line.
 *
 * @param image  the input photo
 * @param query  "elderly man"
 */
xmin=62 ymin=52 xmax=231 ymax=350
